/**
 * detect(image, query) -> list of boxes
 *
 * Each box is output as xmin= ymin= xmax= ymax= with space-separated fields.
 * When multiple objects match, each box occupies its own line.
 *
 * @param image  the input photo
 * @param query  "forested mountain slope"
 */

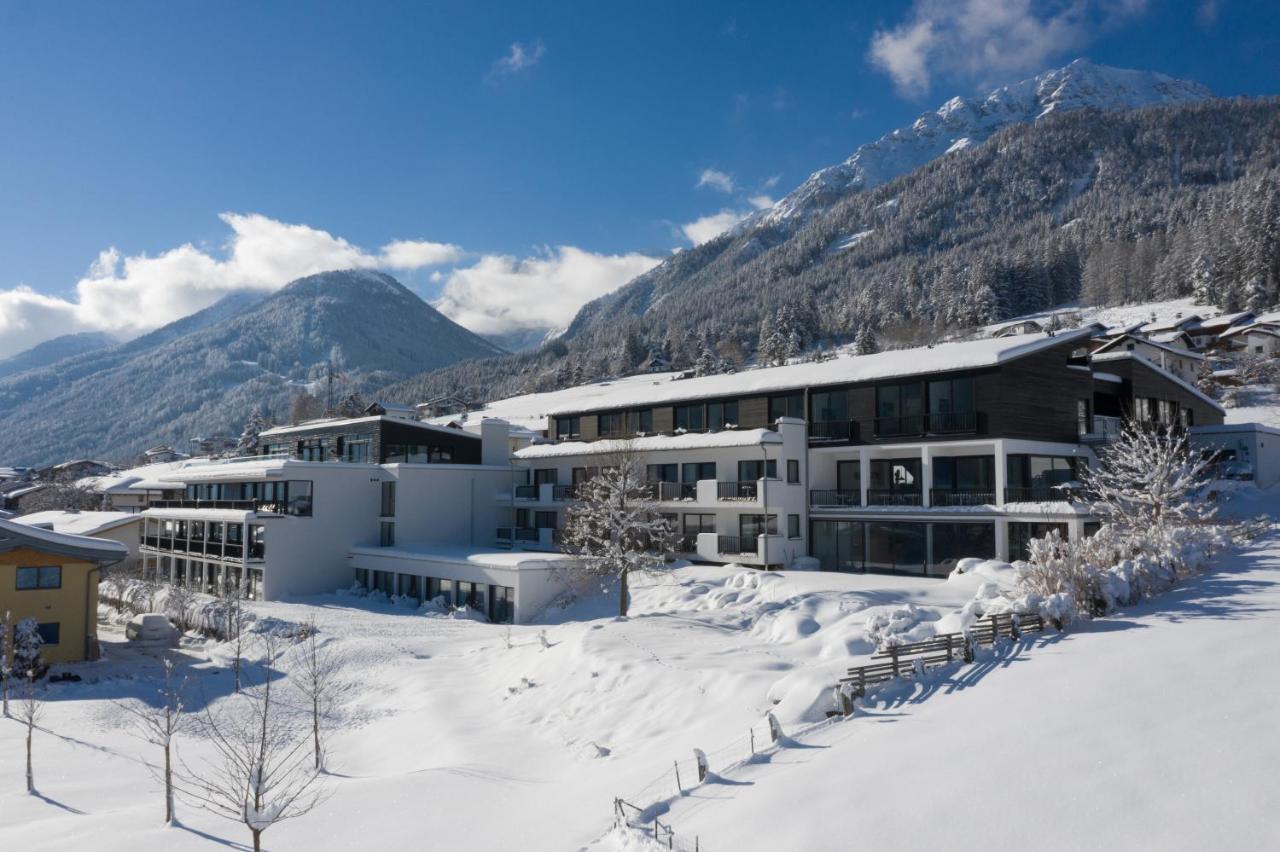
xmin=0 ymin=271 xmax=503 ymax=466
xmin=380 ymin=95 xmax=1280 ymax=409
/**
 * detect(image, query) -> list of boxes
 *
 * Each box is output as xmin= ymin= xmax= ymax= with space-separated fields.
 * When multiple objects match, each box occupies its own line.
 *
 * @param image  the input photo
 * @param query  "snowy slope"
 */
xmin=760 ymin=58 xmax=1211 ymax=228
xmin=3 ymin=517 xmax=1278 ymax=850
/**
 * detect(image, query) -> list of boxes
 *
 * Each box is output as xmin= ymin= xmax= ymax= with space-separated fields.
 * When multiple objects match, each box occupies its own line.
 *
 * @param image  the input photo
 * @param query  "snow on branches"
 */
xmin=559 ymin=444 xmax=679 ymax=617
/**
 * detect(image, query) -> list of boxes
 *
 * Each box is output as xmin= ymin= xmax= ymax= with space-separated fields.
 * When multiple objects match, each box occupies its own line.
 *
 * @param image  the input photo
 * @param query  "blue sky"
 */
xmin=0 ymin=0 xmax=1277 ymax=356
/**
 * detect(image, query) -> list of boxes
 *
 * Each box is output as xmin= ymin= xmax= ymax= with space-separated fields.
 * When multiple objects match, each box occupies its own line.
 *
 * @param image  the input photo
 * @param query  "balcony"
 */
xmin=647 ymin=481 xmax=695 ymax=502
xmin=675 ymin=535 xmax=698 ymax=553
xmin=809 ymin=489 xmax=861 ymax=508
xmin=873 ymin=411 xmax=983 ymax=439
xmin=1079 ymin=415 xmax=1123 ymax=444
xmin=717 ymin=535 xmax=758 ymax=555
xmin=1005 ymin=486 xmax=1072 ymax=503
xmin=515 ymin=485 xmax=539 ymax=500
xmin=865 ymin=489 xmax=923 ymax=507
xmin=716 ymin=481 xmax=759 ymax=501
xmin=929 ymin=488 xmax=997 ymax=507
xmin=809 ymin=420 xmax=858 ymax=444
xmin=552 ymin=484 xmax=578 ymax=501
xmin=148 ymin=499 xmax=283 ymax=514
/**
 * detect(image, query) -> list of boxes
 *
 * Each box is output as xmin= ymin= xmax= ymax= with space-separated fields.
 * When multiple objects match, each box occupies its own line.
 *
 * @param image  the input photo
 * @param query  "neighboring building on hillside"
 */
xmin=1191 ymin=423 xmax=1280 ymax=488
xmin=143 ymin=445 xmax=189 ymax=464
xmin=507 ymin=328 xmax=1224 ymax=574
xmin=1 ymin=482 xmax=48 ymax=514
xmin=1187 ymin=311 xmax=1255 ymax=350
xmin=1091 ymin=333 xmax=1204 ymax=384
xmin=37 ymin=459 xmax=114 ymax=480
xmin=11 ymin=510 xmax=143 ymax=575
xmin=0 ymin=516 xmax=127 ymax=664
xmin=1216 ymin=322 xmax=1280 ymax=357
xmin=78 ymin=459 xmax=192 ymax=512
xmin=991 ymin=319 xmax=1044 ymax=338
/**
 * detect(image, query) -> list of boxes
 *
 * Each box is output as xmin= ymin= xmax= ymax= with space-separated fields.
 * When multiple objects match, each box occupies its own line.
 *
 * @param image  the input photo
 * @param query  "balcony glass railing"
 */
xmin=809 ymin=420 xmax=857 ymax=442
xmin=1005 ymin=486 xmax=1072 ymax=503
xmin=929 ymin=488 xmax=997 ymax=507
xmin=514 ymin=485 xmax=539 ymax=500
xmin=865 ymin=489 xmax=923 ymax=506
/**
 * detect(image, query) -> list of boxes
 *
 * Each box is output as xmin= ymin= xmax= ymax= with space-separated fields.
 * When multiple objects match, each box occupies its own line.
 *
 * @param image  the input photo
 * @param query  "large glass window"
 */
xmin=707 ymin=400 xmax=738 ymax=430
xmin=932 ymin=456 xmax=995 ymax=491
xmin=343 ymin=436 xmax=371 ymax=463
xmin=534 ymin=511 xmax=557 ymax=529
xmin=927 ymin=377 xmax=975 ymax=415
xmin=1009 ymin=521 xmax=1070 ymax=562
xmin=866 ymin=521 xmax=927 ymax=574
xmin=869 ymin=459 xmax=921 ymax=491
xmin=811 ymin=520 xmax=864 ymax=573
xmin=379 ymin=522 xmax=395 ymax=547
xmin=739 ymin=514 xmax=778 ymax=538
xmin=490 ymin=585 xmax=515 ymax=624
xmin=810 ymin=390 xmax=848 ymax=423
xmin=533 ymin=468 xmax=558 ymax=485
xmin=627 ymin=409 xmax=654 ymax=434
xmin=769 ymin=394 xmax=804 ymax=422
xmin=675 ymin=404 xmax=705 ymax=432
xmin=381 ymin=481 xmax=396 ymax=516
xmin=837 ymin=460 xmax=860 ymax=492
xmin=16 ymin=566 xmax=61 ymax=590
xmin=36 ymin=622 xmax=60 ymax=646
xmin=599 ymin=412 xmax=625 ymax=437
xmin=930 ymin=522 xmax=995 ymax=573
xmin=647 ymin=464 xmax=678 ymax=482
xmin=876 ymin=383 xmax=924 ymax=435
xmin=286 ymin=480 xmax=313 ymax=516
xmin=681 ymin=462 xmax=715 ymax=483
xmin=555 ymin=417 xmax=581 ymax=440
xmin=1006 ymin=456 xmax=1078 ymax=500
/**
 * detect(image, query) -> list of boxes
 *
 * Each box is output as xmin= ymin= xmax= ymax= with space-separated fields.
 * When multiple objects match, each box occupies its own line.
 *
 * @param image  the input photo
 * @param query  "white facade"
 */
xmin=1191 ymin=423 xmax=1280 ymax=488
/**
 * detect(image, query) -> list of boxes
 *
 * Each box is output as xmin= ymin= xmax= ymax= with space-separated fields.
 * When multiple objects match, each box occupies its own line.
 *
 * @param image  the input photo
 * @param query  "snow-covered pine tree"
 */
xmin=236 ymin=408 xmax=268 ymax=456
xmin=13 ymin=618 xmax=43 ymax=679
xmin=693 ymin=336 xmax=718 ymax=377
xmin=854 ymin=324 xmax=880 ymax=355
xmin=560 ymin=446 xmax=678 ymax=617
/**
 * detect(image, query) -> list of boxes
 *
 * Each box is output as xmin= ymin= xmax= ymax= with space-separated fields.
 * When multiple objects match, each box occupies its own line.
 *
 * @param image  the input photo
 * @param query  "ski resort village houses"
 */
xmin=79 ymin=323 xmax=1231 ymax=620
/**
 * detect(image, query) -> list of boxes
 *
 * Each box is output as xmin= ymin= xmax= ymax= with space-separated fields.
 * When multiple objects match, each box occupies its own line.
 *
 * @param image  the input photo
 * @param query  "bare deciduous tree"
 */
xmin=560 ymin=444 xmax=678 ymax=617
xmin=18 ymin=674 xmax=41 ymax=793
xmin=176 ymin=635 xmax=325 ymax=852
xmin=216 ymin=578 xmax=252 ymax=692
xmin=115 ymin=657 xmax=189 ymax=824
xmin=291 ymin=617 xmax=346 ymax=771
xmin=0 ymin=609 xmax=11 ymax=718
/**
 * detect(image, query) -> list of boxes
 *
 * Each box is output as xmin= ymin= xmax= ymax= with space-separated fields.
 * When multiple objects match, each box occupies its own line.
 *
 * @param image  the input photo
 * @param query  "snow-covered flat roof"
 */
xmin=1195 ymin=311 xmax=1253 ymax=331
xmin=543 ymin=328 xmax=1094 ymax=416
xmin=261 ymin=415 xmax=474 ymax=440
xmin=514 ymin=427 xmax=783 ymax=459
xmin=142 ymin=507 xmax=256 ymax=521
xmin=348 ymin=544 xmax=572 ymax=570
xmin=160 ymin=458 xmax=289 ymax=483
xmin=12 ymin=510 xmax=141 ymax=537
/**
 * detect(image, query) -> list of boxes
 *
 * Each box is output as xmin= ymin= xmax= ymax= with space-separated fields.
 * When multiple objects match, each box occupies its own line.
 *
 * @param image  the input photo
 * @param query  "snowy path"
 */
xmin=638 ymin=537 xmax=1280 ymax=851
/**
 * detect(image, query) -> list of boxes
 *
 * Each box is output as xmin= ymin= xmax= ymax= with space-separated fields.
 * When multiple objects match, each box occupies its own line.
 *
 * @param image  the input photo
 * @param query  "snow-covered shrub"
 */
xmin=864 ymin=604 xmax=930 ymax=649
xmin=337 ymin=582 xmax=369 ymax=598
xmin=418 ymin=595 xmax=450 ymax=615
xmin=13 ymin=618 xmax=43 ymax=677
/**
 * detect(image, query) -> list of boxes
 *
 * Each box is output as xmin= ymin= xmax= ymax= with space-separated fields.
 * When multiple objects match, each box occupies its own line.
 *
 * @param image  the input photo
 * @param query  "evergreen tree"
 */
xmin=854 ymin=324 xmax=879 ymax=355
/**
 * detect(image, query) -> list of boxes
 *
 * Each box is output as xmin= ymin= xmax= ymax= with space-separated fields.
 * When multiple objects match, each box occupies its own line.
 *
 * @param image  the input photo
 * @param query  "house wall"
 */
xmin=1103 ymin=358 xmax=1224 ymax=426
xmin=0 ymin=547 xmax=97 ymax=665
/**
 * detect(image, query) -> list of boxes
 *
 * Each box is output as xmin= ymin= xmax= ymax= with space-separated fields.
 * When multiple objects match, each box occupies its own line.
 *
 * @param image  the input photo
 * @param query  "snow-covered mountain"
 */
xmin=760 ymin=58 xmax=1212 ymax=227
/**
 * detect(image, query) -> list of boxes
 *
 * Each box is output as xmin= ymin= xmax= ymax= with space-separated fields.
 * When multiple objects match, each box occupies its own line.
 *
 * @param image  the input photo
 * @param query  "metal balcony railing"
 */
xmin=1079 ymin=415 xmax=1123 ymax=443
xmin=1004 ymin=486 xmax=1071 ymax=503
xmin=924 ymin=411 xmax=979 ymax=434
xmin=716 ymin=481 xmax=758 ymax=501
xmin=717 ymin=535 xmax=758 ymax=555
xmin=552 ymin=484 xmax=577 ymax=501
xmin=809 ymin=489 xmax=862 ymax=508
xmin=929 ymin=488 xmax=997 ymax=507
xmin=865 ymin=489 xmax=923 ymax=506
xmin=808 ymin=420 xmax=857 ymax=442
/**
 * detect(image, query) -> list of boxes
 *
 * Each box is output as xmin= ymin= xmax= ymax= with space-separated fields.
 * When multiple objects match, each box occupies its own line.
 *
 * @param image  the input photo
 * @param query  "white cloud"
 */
xmin=431 ymin=246 xmax=661 ymax=337
xmin=0 ymin=213 xmax=468 ymax=360
xmin=680 ymin=209 xmax=749 ymax=246
xmin=696 ymin=168 xmax=736 ymax=193
xmin=762 ymin=174 xmax=781 ymax=189
xmin=1196 ymin=0 xmax=1220 ymax=27
xmin=868 ymin=0 xmax=1148 ymax=96
xmin=486 ymin=39 xmax=546 ymax=83
xmin=748 ymin=195 xmax=776 ymax=211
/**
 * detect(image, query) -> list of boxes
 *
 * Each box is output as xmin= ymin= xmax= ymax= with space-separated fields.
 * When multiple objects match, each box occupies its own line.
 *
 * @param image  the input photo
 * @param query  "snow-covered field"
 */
xmin=3 ymin=513 xmax=1279 ymax=850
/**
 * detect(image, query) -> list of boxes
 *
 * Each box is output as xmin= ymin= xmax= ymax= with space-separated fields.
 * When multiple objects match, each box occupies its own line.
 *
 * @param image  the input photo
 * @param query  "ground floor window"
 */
xmin=1008 ymin=521 xmax=1069 ymax=562
xmin=490 ymin=585 xmax=515 ymax=624
xmin=811 ymin=519 xmax=995 ymax=576
xmin=811 ymin=520 xmax=865 ymax=573
xmin=355 ymin=568 xmax=368 ymax=587
xmin=36 ymin=622 xmax=60 ymax=646
xmin=930 ymin=522 xmax=995 ymax=572
xmin=867 ymin=522 xmax=927 ymax=574
xmin=398 ymin=574 xmax=420 ymax=601
xmin=456 ymin=581 xmax=486 ymax=612
xmin=372 ymin=570 xmax=395 ymax=596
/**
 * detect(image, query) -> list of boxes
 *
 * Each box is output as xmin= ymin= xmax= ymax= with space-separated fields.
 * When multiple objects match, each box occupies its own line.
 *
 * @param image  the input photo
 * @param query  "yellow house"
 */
xmin=1 ymin=517 xmax=127 ymax=665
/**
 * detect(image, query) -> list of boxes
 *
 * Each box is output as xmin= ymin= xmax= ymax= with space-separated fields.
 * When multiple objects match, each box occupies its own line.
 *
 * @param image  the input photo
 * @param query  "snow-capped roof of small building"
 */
xmin=348 ymin=543 xmax=572 ymax=570
xmin=1092 ymin=333 xmax=1205 ymax=360
xmin=142 ymin=507 xmax=256 ymax=521
xmin=78 ymin=458 xmax=203 ymax=493
xmin=0 ymin=516 xmax=128 ymax=563
xmin=260 ymin=414 xmax=471 ymax=439
xmin=364 ymin=401 xmax=417 ymax=419
xmin=1089 ymin=350 xmax=1225 ymax=412
xmin=1191 ymin=422 xmax=1280 ymax=437
xmin=514 ymin=427 xmax=785 ymax=460
xmin=1149 ymin=330 xmax=1195 ymax=346
xmin=1217 ymin=322 xmax=1280 ymax=340
xmin=1139 ymin=314 xmax=1203 ymax=334
xmin=544 ymin=328 xmax=1096 ymax=416
xmin=1194 ymin=311 xmax=1255 ymax=332
xmin=11 ymin=510 xmax=141 ymax=537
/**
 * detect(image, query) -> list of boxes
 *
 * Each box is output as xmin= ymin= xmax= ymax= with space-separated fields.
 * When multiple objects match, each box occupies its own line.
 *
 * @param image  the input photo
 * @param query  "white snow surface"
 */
xmin=10 ymin=510 xmax=140 ymax=537
xmin=5 ymin=495 xmax=1280 ymax=850
xmin=515 ymin=428 xmax=781 ymax=459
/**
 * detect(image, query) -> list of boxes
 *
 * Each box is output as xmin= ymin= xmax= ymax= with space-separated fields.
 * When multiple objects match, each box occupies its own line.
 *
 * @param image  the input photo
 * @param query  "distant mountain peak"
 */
xmin=759 ymin=59 xmax=1212 ymax=228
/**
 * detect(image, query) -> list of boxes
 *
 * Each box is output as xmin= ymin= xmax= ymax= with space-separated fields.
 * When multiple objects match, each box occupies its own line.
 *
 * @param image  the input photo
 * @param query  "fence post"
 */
xmin=890 ymin=644 xmax=900 ymax=674
xmin=694 ymin=748 xmax=709 ymax=783
xmin=945 ymin=633 xmax=953 ymax=661
xmin=674 ymin=760 xmax=682 ymax=794
xmin=1010 ymin=612 xmax=1022 ymax=640
xmin=767 ymin=711 xmax=782 ymax=744
xmin=750 ymin=727 xmax=755 ymax=755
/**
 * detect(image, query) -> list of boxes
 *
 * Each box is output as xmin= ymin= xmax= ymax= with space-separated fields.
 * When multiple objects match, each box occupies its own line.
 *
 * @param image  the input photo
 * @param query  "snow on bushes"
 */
xmin=863 ymin=604 xmax=936 ymax=649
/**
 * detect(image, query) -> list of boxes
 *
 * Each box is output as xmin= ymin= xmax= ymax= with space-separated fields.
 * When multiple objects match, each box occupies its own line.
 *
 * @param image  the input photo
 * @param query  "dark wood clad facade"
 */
xmin=258 ymin=418 xmax=481 ymax=464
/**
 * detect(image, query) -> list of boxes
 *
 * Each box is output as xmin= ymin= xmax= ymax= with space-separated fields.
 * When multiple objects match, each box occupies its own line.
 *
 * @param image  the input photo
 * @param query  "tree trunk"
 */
xmin=252 ymin=828 xmax=262 ymax=852
xmin=164 ymin=743 xmax=173 ymax=823
xmin=618 ymin=567 xmax=629 ymax=618
xmin=26 ymin=722 xmax=34 ymax=792
xmin=313 ymin=697 xmax=322 ymax=770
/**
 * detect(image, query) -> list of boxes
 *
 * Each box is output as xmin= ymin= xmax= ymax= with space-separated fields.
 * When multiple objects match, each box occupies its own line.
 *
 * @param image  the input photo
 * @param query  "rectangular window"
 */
xmin=534 ymin=511 xmax=557 ymax=529
xmin=787 ymin=459 xmax=800 ymax=484
xmin=626 ymin=409 xmax=654 ymax=434
xmin=36 ymin=622 xmax=60 ymax=646
xmin=929 ymin=522 xmax=995 ymax=573
xmin=646 ymin=463 xmax=678 ymax=482
xmin=737 ymin=459 xmax=778 ymax=482
xmin=876 ymin=383 xmax=924 ymax=435
xmin=555 ymin=416 xmax=581 ymax=440
xmin=811 ymin=519 xmax=864 ymax=573
xmin=379 ymin=522 xmax=395 ymax=547
xmin=599 ymin=411 xmax=625 ymax=437
xmin=533 ymin=468 xmax=559 ymax=485
xmin=787 ymin=514 xmax=800 ymax=539
xmin=286 ymin=480 xmax=313 ymax=516
xmin=683 ymin=513 xmax=716 ymax=534
xmin=707 ymin=400 xmax=739 ymax=430
xmin=343 ymin=435 xmax=372 ymax=463
xmin=380 ymin=481 xmax=396 ymax=517
xmin=16 ymin=566 xmax=61 ymax=590
xmin=869 ymin=459 xmax=921 ymax=491
xmin=1008 ymin=522 xmax=1070 ymax=562
xmin=866 ymin=521 xmax=927 ymax=574
xmin=810 ymin=390 xmax=848 ymax=424
xmin=681 ymin=461 xmax=715 ymax=483
xmin=490 ymin=585 xmax=515 ymax=624
xmin=675 ymin=404 xmax=705 ymax=432
xmin=768 ymin=394 xmax=804 ymax=422
xmin=739 ymin=514 xmax=778 ymax=539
